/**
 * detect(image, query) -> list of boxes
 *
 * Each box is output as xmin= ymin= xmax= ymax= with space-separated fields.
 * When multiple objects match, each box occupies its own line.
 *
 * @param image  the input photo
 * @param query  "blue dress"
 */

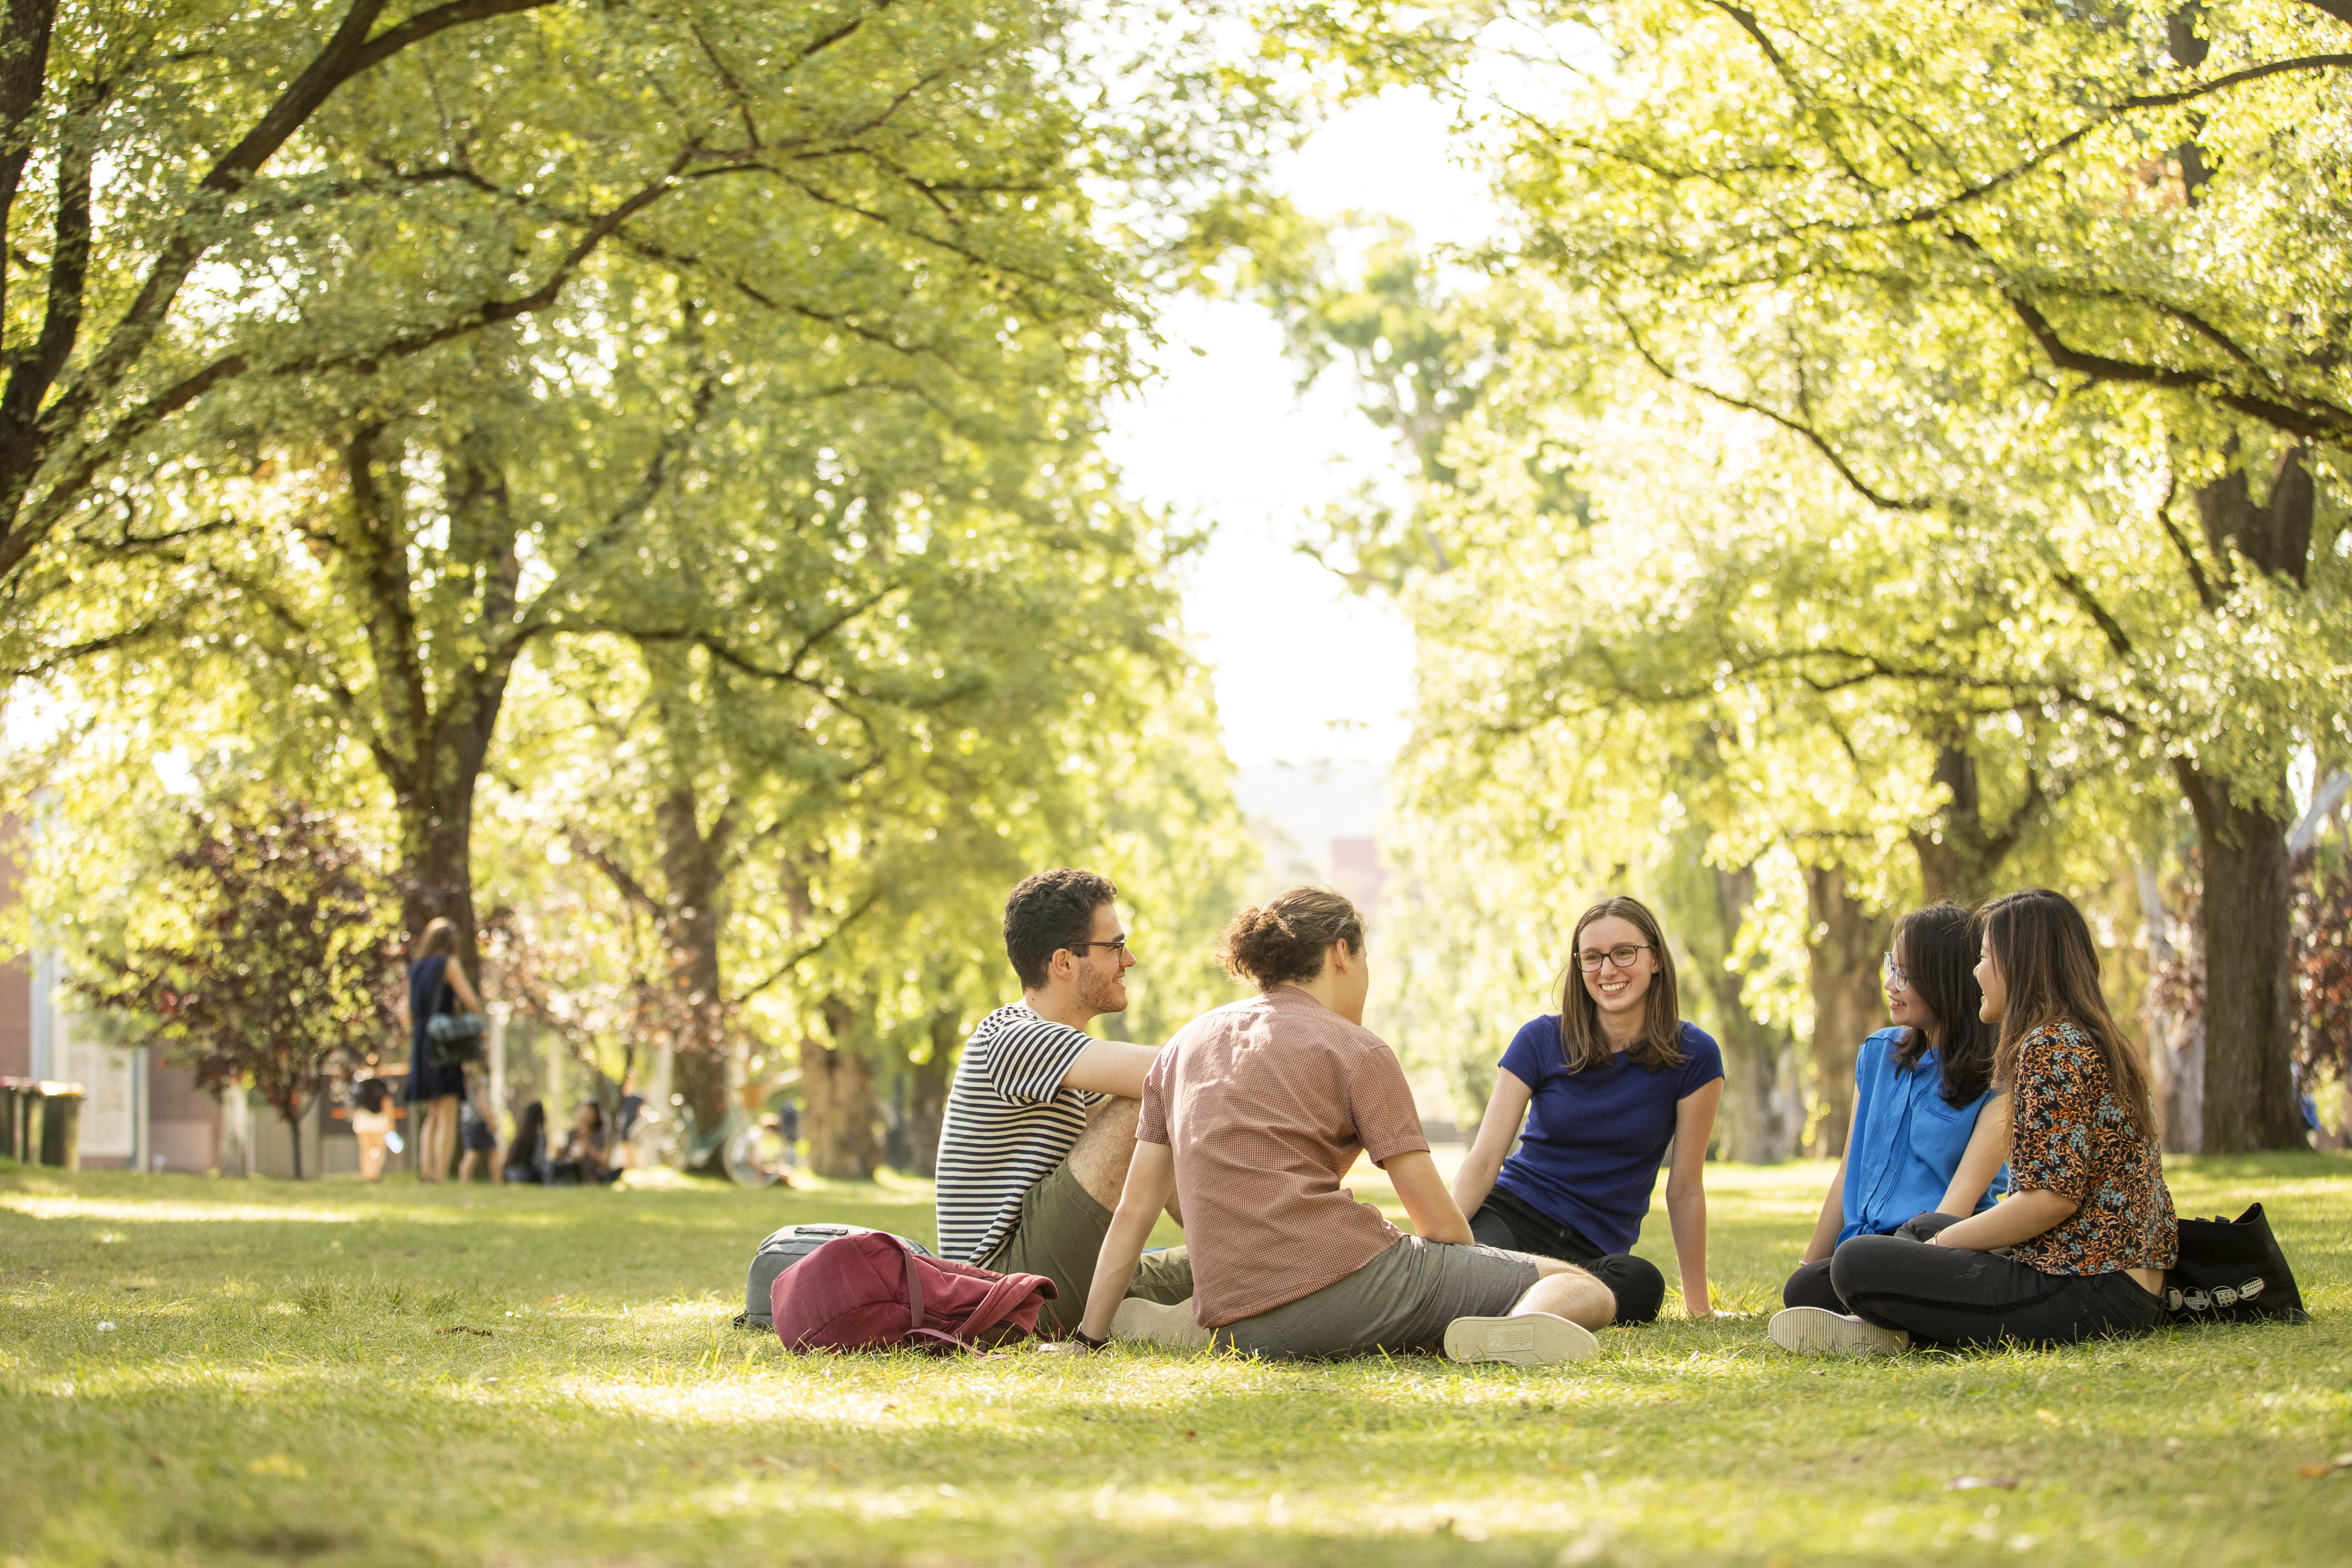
xmin=405 ymin=956 xmax=467 ymax=1102
xmin=1837 ymin=1026 xmax=2008 ymax=1242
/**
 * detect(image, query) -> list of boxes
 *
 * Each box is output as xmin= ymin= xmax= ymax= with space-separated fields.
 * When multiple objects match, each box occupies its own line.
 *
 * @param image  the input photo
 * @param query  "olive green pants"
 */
xmin=982 ymin=1159 xmax=1192 ymax=1337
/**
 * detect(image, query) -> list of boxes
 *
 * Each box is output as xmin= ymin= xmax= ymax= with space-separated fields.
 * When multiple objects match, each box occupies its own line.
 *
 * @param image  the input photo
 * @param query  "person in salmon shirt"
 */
xmin=1061 ymin=886 xmax=1609 ymax=1366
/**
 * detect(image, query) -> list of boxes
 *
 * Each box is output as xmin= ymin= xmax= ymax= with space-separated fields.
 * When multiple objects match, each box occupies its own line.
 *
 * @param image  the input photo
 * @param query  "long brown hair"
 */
xmin=1559 ymin=896 xmax=1684 ymax=1073
xmin=1976 ymin=888 xmax=2156 ymax=1134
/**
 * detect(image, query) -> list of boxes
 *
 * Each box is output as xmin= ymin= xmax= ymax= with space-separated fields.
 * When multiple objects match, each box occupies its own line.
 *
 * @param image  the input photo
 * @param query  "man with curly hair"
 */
xmin=934 ymin=868 xmax=1192 ymax=1338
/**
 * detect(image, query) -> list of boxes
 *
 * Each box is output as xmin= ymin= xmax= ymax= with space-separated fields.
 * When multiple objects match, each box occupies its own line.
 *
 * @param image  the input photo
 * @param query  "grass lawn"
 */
xmin=3 ymin=1151 xmax=2349 ymax=1568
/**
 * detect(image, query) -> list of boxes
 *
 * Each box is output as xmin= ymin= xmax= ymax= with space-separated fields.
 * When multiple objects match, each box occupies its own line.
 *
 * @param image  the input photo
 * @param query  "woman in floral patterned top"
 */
xmin=1773 ymin=888 xmax=2177 ymax=1355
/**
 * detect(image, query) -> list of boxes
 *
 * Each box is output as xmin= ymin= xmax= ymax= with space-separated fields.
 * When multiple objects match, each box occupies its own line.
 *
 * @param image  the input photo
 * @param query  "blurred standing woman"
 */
xmin=1449 ymin=896 xmax=1725 ymax=1324
xmin=405 ymin=918 xmax=481 ymax=1184
xmin=1782 ymin=889 xmax=2177 ymax=1354
xmin=1777 ymin=902 xmax=2010 ymax=1318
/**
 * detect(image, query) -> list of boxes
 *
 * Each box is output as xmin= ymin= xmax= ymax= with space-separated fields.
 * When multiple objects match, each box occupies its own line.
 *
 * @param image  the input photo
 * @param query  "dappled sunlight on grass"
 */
xmin=0 ymin=1192 xmax=366 ymax=1224
xmin=3 ymin=1155 xmax=2348 ymax=1567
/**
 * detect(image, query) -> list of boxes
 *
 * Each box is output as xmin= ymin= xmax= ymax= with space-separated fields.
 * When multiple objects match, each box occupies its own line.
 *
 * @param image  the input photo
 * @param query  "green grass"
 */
xmin=3 ymin=1153 xmax=2349 ymax=1568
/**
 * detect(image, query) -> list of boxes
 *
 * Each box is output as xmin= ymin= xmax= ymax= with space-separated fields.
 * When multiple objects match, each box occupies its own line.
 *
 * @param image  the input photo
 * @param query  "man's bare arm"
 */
xmin=1060 ymin=1039 xmax=1163 ymax=1100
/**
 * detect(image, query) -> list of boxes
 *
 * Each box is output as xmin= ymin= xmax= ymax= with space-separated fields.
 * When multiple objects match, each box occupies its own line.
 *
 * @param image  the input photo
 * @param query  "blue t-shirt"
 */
xmin=1838 ymin=1026 xmax=2008 ymax=1243
xmin=1488 ymin=1017 xmax=1725 ymax=1256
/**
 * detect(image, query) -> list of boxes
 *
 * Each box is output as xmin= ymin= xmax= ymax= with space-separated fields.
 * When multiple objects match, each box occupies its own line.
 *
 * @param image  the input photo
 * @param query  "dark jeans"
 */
xmin=1829 ymin=1211 xmax=2169 ymax=1347
xmin=1468 ymin=1186 xmax=1666 ymax=1324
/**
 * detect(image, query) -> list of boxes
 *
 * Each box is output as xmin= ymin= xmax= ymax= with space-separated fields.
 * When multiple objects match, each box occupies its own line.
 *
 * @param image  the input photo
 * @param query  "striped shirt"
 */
xmin=934 ymin=1002 xmax=1103 ymax=1263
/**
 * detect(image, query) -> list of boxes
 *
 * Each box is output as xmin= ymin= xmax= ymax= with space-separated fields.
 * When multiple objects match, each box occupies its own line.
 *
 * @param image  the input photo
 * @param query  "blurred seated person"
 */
xmin=550 ymin=1101 xmax=619 ymax=1186
xmin=456 ymin=1082 xmax=500 ymax=1185
xmin=350 ymin=1077 xmax=396 ymax=1183
xmin=502 ymin=1100 xmax=549 ymax=1186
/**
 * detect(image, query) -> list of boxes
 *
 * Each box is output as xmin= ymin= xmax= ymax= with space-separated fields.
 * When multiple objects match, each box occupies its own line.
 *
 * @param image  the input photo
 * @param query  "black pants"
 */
xmin=1783 ymin=1217 xmax=1922 ymax=1311
xmin=1829 ymin=1211 xmax=2168 ymax=1347
xmin=1782 ymin=1256 xmax=1845 ymax=1312
xmin=1467 ymin=1187 xmax=1666 ymax=1324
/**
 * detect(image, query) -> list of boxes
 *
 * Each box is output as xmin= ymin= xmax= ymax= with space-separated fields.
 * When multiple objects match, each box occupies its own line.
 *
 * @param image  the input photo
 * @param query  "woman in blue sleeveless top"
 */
xmin=405 ymin=917 xmax=482 ymax=1184
xmin=1779 ymin=902 xmax=2008 ymax=1314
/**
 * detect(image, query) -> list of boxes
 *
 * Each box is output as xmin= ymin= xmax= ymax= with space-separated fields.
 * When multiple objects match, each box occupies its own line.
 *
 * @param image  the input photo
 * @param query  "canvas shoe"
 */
xmin=1767 ymin=1306 xmax=1909 ymax=1357
xmin=1443 ymin=1311 xmax=1600 ymax=1368
xmin=1109 ymin=1295 xmax=1211 ymax=1349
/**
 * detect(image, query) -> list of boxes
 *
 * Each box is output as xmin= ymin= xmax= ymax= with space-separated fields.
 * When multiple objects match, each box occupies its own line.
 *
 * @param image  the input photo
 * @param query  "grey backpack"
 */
xmin=740 ymin=1223 xmax=934 ymax=1328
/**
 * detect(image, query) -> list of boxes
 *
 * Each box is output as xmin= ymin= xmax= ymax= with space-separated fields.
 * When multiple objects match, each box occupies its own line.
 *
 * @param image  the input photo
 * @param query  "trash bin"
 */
xmin=38 ymin=1083 xmax=82 ymax=1169
xmin=0 ymin=1078 xmax=83 ymax=1169
xmin=0 ymin=1078 xmax=26 ymax=1161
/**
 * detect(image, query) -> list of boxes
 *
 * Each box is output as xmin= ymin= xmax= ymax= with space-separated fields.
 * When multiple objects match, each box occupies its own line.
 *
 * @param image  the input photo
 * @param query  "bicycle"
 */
xmin=626 ymin=1099 xmax=794 ymax=1188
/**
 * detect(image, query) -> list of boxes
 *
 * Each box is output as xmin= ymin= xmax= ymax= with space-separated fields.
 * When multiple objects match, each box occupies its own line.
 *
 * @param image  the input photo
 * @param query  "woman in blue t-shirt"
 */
xmin=1449 ymin=896 xmax=1725 ymax=1323
xmin=1777 ymin=901 xmax=2009 ymax=1317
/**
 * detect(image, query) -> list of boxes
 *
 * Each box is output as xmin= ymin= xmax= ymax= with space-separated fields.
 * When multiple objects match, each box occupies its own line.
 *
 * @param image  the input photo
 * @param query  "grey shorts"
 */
xmin=982 ymin=1159 xmax=1193 ymax=1337
xmin=1212 ymin=1235 xmax=1542 ymax=1360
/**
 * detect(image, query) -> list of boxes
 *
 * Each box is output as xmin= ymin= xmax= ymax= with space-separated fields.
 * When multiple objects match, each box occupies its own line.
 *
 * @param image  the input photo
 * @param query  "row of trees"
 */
xmin=1237 ymin=0 xmax=2349 ymax=1152
xmin=1 ymin=0 xmax=1273 ymax=1172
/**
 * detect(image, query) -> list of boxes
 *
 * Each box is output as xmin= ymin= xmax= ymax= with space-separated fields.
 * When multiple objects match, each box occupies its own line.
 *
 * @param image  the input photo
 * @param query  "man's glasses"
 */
xmin=1884 ymin=953 xmax=1909 ymax=993
xmin=1576 ymin=943 xmax=1652 ymax=972
xmin=1067 ymin=937 xmax=1130 ymax=957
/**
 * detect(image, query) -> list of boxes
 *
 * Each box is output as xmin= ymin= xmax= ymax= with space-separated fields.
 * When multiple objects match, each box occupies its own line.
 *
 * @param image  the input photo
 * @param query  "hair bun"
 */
xmin=1216 ymin=888 xmax=1364 ymax=991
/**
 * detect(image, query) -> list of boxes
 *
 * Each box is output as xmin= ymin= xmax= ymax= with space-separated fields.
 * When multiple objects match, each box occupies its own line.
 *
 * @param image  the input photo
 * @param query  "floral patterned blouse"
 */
xmin=2006 ymin=1020 xmax=2178 ymax=1274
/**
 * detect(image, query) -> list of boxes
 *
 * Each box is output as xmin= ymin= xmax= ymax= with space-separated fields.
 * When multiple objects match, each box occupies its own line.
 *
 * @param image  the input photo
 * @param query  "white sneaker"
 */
xmin=1443 ymin=1311 xmax=1600 ymax=1368
xmin=1109 ymin=1295 xmax=1210 ymax=1349
xmin=1768 ymin=1306 xmax=1909 ymax=1357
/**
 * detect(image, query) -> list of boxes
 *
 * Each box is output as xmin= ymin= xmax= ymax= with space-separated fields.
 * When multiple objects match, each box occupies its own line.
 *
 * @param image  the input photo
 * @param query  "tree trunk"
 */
xmin=1803 ymin=865 xmax=1889 ymax=1157
xmin=2136 ymin=859 xmax=2204 ymax=1153
xmin=2178 ymin=762 xmax=2301 ymax=1150
xmin=1701 ymin=864 xmax=1798 ymax=1162
xmin=281 ymin=1101 xmax=304 ymax=1181
xmin=2168 ymin=442 xmax=2311 ymax=1152
xmin=353 ymin=423 xmax=518 ymax=985
xmin=800 ymin=996 xmax=879 ymax=1179
xmin=656 ymin=769 xmax=733 ymax=1171
xmin=398 ymin=774 xmax=485 ymax=976
xmin=896 ymin=1012 xmax=958 ymax=1179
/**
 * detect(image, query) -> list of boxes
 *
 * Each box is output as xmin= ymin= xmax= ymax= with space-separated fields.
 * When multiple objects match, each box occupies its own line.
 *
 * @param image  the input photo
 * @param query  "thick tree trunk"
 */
xmin=896 ymin=1013 xmax=958 ymax=1178
xmin=398 ymin=776 xmax=484 ymax=973
xmin=356 ymin=424 xmax=517 ymax=985
xmin=2136 ymin=860 xmax=2205 ymax=1153
xmin=800 ymin=996 xmax=879 ymax=1179
xmin=1803 ymin=865 xmax=1889 ymax=1157
xmin=2178 ymin=763 xmax=2302 ymax=1150
xmin=2169 ymin=443 xmax=2311 ymax=1152
xmin=656 ymin=776 xmax=733 ymax=1170
xmin=1702 ymin=865 xmax=1798 ymax=1162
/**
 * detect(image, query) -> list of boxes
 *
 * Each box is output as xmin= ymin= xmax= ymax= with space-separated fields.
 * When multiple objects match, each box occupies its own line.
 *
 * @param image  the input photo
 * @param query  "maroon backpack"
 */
xmin=770 ymin=1230 xmax=1057 ymax=1353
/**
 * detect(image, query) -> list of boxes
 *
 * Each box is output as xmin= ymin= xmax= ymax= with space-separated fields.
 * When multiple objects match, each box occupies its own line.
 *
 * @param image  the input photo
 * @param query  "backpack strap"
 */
xmin=901 ymin=1242 xmax=927 ymax=1331
xmin=892 ymin=1241 xmax=976 ymax=1352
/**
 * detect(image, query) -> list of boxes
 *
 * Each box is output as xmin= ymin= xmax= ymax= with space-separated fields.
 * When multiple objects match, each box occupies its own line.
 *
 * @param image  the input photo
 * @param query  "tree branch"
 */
xmin=729 ymin=887 xmax=885 ymax=1004
xmin=1612 ymin=308 xmax=1931 ymax=511
xmin=2001 ymin=286 xmax=2352 ymax=443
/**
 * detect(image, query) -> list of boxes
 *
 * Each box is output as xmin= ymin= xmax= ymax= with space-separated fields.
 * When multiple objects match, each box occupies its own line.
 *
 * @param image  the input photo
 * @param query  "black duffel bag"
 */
xmin=2165 ymin=1203 xmax=2308 ymax=1325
